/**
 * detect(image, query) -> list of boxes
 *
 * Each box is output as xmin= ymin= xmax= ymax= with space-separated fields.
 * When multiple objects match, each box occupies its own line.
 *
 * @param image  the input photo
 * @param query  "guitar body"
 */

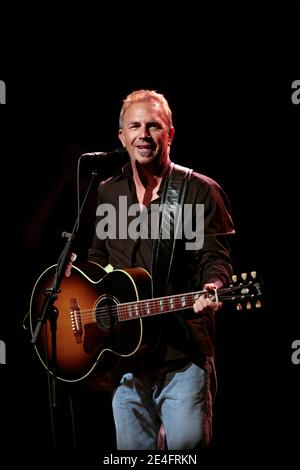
xmin=30 ymin=262 xmax=152 ymax=382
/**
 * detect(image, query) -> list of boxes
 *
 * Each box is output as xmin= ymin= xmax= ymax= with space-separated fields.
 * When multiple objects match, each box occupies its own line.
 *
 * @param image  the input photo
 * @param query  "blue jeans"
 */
xmin=112 ymin=361 xmax=213 ymax=450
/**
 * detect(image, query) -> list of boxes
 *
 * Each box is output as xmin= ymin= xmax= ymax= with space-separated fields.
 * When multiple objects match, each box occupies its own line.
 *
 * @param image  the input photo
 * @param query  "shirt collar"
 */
xmin=119 ymin=161 xmax=172 ymax=196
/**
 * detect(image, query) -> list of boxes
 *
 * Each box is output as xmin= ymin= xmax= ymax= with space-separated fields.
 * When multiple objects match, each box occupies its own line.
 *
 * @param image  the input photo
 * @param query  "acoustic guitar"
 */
xmin=30 ymin=262 xmax=262 ymax=382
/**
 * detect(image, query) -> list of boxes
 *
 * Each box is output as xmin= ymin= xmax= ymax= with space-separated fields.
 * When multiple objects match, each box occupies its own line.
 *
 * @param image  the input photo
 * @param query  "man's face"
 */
xmin=118 ymin=102 xmax=174 ymax=168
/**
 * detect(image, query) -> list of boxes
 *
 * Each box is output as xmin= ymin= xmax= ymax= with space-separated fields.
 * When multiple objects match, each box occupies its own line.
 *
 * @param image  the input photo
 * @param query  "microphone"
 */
xmin=80 ymin=148 xmax=126 ymax=158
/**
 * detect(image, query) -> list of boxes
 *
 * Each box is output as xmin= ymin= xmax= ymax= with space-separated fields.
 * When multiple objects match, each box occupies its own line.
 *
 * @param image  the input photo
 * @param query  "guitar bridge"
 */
xmin=70 ymin=298 xmax=83 ymax=343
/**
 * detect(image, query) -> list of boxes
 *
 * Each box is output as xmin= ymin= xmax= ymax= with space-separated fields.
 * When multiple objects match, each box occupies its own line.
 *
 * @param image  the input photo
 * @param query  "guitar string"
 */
xmin=36 ymin=284 xmax=256 ymax=326
xmin=54 ymin=286 xmax=237 ymax=322
xmin=37 ymin=295 xmax=243 ymax=330
xmin=36 ymin=294 xmax=254 ymax=332
xmin=69 ymin=284 xmax=251 ymax=318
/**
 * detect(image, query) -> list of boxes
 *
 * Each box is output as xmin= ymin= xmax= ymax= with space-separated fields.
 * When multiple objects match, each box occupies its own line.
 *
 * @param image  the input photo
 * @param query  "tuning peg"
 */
xmin=236 ymin=303 xmax=243 ymax=311
xmin=255 ymin=300 xmax=262 ymax=308
xmin=232 ymin=274 xmax=238 ymax=283
xmin=246 ymin=301 xmax=252 ymax=310
xmin=241 ymin=273 xmax=247 ymax=281
xmin=250 ymin=271 xmax=257 ymax=279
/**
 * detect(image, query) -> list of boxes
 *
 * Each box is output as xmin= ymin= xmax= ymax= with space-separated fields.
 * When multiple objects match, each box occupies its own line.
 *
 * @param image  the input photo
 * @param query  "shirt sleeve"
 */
xmin=190 ymin=174 xmax=235 ymax=288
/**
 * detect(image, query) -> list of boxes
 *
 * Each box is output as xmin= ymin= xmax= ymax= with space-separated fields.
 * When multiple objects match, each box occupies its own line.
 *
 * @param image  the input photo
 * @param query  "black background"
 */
xmin=0 ymin=2 xmax=298 ymax=466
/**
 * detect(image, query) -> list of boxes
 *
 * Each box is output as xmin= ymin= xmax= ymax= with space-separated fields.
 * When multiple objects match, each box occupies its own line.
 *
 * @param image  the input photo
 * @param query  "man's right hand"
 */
xmin=65 ymin=252 xmax=77 ymax=277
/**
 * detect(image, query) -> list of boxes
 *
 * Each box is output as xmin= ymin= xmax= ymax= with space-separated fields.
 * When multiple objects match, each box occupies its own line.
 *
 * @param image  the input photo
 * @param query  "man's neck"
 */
xmin=131 ymin=160 xmax=170 ymax=207
xmin=132 ymin=159 xmax=170 ymax=190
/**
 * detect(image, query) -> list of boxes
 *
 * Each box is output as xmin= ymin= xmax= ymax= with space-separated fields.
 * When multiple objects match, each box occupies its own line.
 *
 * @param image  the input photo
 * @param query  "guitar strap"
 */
xmin=151 ymin=162 xmax=193 ymax=297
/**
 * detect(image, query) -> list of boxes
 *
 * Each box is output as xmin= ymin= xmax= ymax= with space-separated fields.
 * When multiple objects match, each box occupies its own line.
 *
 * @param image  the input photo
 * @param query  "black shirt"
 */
xmin=88 ymin=162 xmax=235 ymax=371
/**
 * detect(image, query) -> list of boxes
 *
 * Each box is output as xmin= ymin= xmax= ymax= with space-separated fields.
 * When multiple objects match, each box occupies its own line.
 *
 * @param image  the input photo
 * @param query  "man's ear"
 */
xmin=118 ymin=129 xmax=125 ymax=146
xmin=168 ymin=126 xmax=175 ymax=145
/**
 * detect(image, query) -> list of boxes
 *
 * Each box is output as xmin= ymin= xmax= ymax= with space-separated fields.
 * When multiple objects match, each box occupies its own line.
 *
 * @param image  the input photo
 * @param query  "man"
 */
xmin=88 ymin=89 xmax=235 ymax=450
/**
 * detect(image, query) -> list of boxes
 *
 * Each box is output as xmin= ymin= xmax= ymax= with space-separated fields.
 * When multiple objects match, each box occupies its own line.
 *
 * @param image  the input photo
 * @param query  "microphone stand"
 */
xmin=31 ymin=167 xmax=99 ymax=451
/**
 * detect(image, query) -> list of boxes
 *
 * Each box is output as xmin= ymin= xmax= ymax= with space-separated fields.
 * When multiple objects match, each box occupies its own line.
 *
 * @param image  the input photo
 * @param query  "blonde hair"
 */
xmin=119 ymin=89 xmax=173 ymax=129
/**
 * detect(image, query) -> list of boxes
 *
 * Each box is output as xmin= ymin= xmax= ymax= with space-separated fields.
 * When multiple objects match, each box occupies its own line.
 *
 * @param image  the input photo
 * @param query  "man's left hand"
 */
xmin=193 ymin=283 xmax=222 ymax=314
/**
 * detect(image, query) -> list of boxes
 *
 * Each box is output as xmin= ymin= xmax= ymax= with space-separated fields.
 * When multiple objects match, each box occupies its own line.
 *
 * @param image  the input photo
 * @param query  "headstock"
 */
xmin=217 ymin=271 xmax=263 ymax=310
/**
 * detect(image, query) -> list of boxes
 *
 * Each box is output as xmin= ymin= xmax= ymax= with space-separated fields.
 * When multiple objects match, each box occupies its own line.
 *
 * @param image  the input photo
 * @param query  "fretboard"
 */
xmin=117 ymin=291 xmax=204 ymax=321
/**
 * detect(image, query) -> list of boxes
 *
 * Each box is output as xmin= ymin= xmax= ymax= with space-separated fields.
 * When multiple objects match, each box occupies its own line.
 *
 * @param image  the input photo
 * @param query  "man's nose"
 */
xmin=138 ymin=126 xmax=151 ymax=138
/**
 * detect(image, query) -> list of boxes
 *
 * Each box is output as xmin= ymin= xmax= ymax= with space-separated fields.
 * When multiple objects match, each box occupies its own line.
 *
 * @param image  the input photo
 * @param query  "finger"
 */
xmin=65 ymin=261 xmax=73 ymax=277
xmin=193 ymin=297 xmax=221 ymax=314
xmin=65 ymin=268 xmax=71 ymax=278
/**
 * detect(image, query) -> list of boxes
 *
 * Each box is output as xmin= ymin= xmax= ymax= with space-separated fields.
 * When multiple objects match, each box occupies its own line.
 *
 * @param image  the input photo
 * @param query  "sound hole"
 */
xmin=95 ymin=295 xmax=117 ymax=331
xmin=83 ymin=296 xmax=117 ymax=355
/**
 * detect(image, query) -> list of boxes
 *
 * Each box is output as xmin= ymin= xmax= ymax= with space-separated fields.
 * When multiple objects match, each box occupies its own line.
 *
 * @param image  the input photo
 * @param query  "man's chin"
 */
xmin=136 ymin=156 xmax=156 ymax=165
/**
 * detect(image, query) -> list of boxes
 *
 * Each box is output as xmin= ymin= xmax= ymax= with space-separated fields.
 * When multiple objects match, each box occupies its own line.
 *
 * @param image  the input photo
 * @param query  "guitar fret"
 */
xmin=120 ymin=304 xmax=126 ymax=320
xmin=118 ymin=292 xmax=198 ymax=320
xmin=117 ymin=304 xmax=121 ymax=320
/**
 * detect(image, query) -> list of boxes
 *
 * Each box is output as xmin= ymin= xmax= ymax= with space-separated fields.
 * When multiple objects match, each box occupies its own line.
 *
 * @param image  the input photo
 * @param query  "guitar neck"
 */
xmin=117 ymin=290 xmax=206 ymax=321
xmin=116 ymin=276 xmax=261 ymax=321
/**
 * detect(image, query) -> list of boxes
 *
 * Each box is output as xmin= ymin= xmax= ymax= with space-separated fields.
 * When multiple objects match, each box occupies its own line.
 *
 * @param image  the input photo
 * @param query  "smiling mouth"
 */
xmin=136 ymin=147 xmax=153 ymax=157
